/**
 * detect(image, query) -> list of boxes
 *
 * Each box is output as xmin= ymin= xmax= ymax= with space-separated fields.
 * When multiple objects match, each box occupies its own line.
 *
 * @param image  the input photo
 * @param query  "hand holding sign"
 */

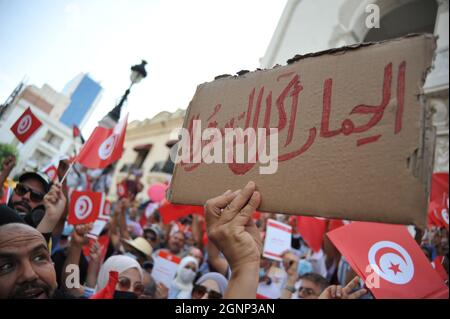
xmin=89 ymin=240 xmax=101 ymax=263
xmin=205 ymin=181 xmax=262 ymax=272
xmin=71 ymin=224 xmax=93 ymax=246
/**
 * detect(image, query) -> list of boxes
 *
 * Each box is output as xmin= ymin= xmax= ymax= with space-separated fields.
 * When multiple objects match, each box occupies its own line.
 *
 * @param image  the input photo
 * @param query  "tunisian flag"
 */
xmin=428 ymin=173 xmax=449 ymax=229
xmin=327 ymin=222 xmax=449 ymax=299
xmin=296 ymin=216 xmax=327 ymax=252
xmin=159 ymin=201 xmax=204 ymax=224
xmin=10 ymin=107 xmax=42 ymax=143
xmin=68 ymin=191 xmax=105 ymax=225
xmin=75 ymin=115 xmax=128 ymax=169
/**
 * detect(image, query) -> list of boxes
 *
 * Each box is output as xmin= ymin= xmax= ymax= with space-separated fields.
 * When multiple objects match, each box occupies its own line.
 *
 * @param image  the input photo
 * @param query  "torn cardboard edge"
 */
xmin=169 ymin=33 xmax=438 ymax=229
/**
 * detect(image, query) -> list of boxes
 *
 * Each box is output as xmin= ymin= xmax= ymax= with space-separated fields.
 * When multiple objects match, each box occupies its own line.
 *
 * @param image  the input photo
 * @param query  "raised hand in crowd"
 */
xmin=0 ymin=155 xmax=16 ymax=183
xmin=319 ymin=276 xmax=367 ymax=299
xmin=61 ymin=223 xmax=93 ymax=297
xmin=85 ymin=240 xmax=102 ymax=292
xmin=154 ymin=282 xmax=169 ymax=299
xmin=280 ymin=251 xmax=300 ymax=299
xmin=206 ymin=238 xmax=229 ymax=278
xmin=110 ymin=197 xmax=131 ymax=249
xmin=205 ymin=181 xmax=262 ymax=299
xmin=37 ymin=183 xmax=67 ymax=235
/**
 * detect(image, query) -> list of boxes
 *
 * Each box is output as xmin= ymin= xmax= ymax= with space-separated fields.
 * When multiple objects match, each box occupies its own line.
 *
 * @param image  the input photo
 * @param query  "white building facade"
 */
xmin=0 ymin=84 xmax=81 ymax=176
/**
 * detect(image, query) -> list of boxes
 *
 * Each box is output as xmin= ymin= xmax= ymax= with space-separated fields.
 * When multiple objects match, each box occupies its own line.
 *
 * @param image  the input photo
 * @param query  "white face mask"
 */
xmin=179 ymin=268 xmax=196 ymax=283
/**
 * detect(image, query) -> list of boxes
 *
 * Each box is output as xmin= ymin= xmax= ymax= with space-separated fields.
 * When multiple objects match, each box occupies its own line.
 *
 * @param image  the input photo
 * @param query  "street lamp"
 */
xmin=99 ymin=60 xmax=148 ymax=128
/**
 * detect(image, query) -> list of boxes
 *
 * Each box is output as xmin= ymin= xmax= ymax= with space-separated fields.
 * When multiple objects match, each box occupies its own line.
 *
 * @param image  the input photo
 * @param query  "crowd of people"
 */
xmin=0 ymin=154 xmax=448 ymax=299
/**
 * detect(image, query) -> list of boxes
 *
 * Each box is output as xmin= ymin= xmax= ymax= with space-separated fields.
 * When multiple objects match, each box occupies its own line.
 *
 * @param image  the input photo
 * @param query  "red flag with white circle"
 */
xmin=10 ymin=107 xmax=42 ymax=143
xmin=327 ymin=222 xmax=449 ymax=299
xmin=75 ymin=115 xmax=128 ymax=169
xmin=42 ymin=164 xmax=58 ymax=182
xmin=98 ymin=199 xmax=111 ymax=221
xmin=68 ymin=191 xmax=105 ymax=225
xmin=428 ymin=173 xmax=449 ymax=229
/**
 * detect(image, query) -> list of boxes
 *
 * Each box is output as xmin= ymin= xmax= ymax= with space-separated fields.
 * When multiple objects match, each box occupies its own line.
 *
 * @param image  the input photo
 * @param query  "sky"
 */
xmin=0 ymin=0 xmax=287 ymax=136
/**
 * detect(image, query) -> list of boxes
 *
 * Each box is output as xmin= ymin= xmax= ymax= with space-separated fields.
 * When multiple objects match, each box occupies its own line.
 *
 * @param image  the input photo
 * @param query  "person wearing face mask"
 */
xmin=168 ymin=256 xmax=198 ymax=299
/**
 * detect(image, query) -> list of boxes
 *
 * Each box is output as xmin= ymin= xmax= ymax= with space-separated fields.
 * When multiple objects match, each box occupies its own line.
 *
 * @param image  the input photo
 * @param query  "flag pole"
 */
xmin=59 ymin=162 xmax=74 ymax=184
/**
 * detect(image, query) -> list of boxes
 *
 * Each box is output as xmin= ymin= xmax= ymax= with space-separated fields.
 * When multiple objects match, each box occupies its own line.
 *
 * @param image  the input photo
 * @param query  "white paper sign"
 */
xmin=257 ymin=267 xmax=288 ymax=299
xmin=263 ymin=219 xmax=292 ymax=261
xmin=151 ymin=250 xmax=181 ymax=288
xmin=86 ymin=219 xmax=107 ymax=239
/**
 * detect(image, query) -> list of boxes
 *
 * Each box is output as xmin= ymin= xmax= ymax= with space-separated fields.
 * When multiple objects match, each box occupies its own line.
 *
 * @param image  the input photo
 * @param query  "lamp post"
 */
xmin=99 ymin=60 xmax=148 ymax=128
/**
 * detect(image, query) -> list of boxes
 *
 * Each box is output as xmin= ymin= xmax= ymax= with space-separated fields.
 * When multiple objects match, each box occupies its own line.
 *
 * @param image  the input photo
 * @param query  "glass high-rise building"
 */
xmin=60 ymin=74 xmax=102 ymax=129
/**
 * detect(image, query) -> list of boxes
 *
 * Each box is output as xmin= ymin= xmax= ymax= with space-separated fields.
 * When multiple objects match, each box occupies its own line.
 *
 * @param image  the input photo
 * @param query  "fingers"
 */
xmin=204 ymin=189 xmax=238 ymax=225
xmin=231 ymin=190 xmax=261 ymax=225
xmin=343 ymin=276 xmax=361 ymax=295
xmin=75 ymin=223 xmax=93 ymax=236
xmin=206 ymin=189 xmax=234 ymax=210
xmin=329 ymin=285 xmax=337 ymax=298
xmin=223 ymin=181 xmax=256 ymax=219
xmin=336 ymin=286 xmax=343 ymax=298
xmin=348 ymin=288 xmax=368 ymax=299
xmin=44 ymin=184 xmax=65 ymax=208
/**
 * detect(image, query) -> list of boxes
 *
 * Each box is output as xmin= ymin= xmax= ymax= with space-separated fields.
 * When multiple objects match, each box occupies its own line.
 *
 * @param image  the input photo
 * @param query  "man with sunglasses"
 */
xmin=7 ymin=171 xmax=67 ymax=244
xmin=8 ymin=171 xmax=50 ymax=219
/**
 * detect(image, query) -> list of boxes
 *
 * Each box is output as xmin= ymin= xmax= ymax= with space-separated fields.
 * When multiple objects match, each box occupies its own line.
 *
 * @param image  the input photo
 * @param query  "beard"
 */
xmin=8 ymin=200 xmax=32 ymax=215
xmin=9 ymin=280 xmax=54 ymax=299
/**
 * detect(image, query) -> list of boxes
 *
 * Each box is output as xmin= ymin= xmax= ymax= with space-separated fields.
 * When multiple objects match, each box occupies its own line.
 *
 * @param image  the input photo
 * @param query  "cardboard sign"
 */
xmin=151 ymin=250 xmax=181 ymax=288
xmin=169 ymin=34 xmax=437 ymax=228
xmin=263 ymin=219 xmax=292 ymax=261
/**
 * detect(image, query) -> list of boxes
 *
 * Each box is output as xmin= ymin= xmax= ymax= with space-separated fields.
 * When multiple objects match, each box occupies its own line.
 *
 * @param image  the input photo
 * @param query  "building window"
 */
xmin=44 ymin=131 xmax=63 ymax=148
xmin=133 ymin=144 xmax=152 ymax=169
xmin=33 ymin=150 xmax=51 ymax=167
xmin=363 ymin=1 xmax=438 ymax=42
xmin=120 ymin=163 xmax=133 ymax=173
xmin=150 ymin=161 xmax=165 ymax=172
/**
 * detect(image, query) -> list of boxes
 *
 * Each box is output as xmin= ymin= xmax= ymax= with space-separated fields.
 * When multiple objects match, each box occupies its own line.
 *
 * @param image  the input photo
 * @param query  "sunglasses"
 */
xmin=192 ymin=284 xmax=222 ymax=299
xmin=118 ymin=277 xmax=144 ymax=295
xmin=14 ymin=183 xmax=45 ymax=202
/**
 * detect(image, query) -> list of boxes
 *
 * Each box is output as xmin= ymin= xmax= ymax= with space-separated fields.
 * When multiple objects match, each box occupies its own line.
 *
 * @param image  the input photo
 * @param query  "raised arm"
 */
xmin=38 ymin=183 xmax=66 ymax=235
xmin=61 ymin=224 xmax=92 ymax=297
xmin=0 ymin=155 xmax=16 ymax=197
xmin=205 ymin=181 xmax=262 ymax=299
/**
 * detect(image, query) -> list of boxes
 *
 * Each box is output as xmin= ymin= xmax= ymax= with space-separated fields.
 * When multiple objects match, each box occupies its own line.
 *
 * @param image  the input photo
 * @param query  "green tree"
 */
xmin=0 ymin=143 xmax=18 ymax=170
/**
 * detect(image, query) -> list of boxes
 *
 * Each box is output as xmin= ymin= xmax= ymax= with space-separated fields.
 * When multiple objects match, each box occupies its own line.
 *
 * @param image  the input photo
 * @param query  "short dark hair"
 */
xmin=300 ymin=273 xmax=329 ymax=292
xmin=0 ymin=204 xmax=25 ymax=226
